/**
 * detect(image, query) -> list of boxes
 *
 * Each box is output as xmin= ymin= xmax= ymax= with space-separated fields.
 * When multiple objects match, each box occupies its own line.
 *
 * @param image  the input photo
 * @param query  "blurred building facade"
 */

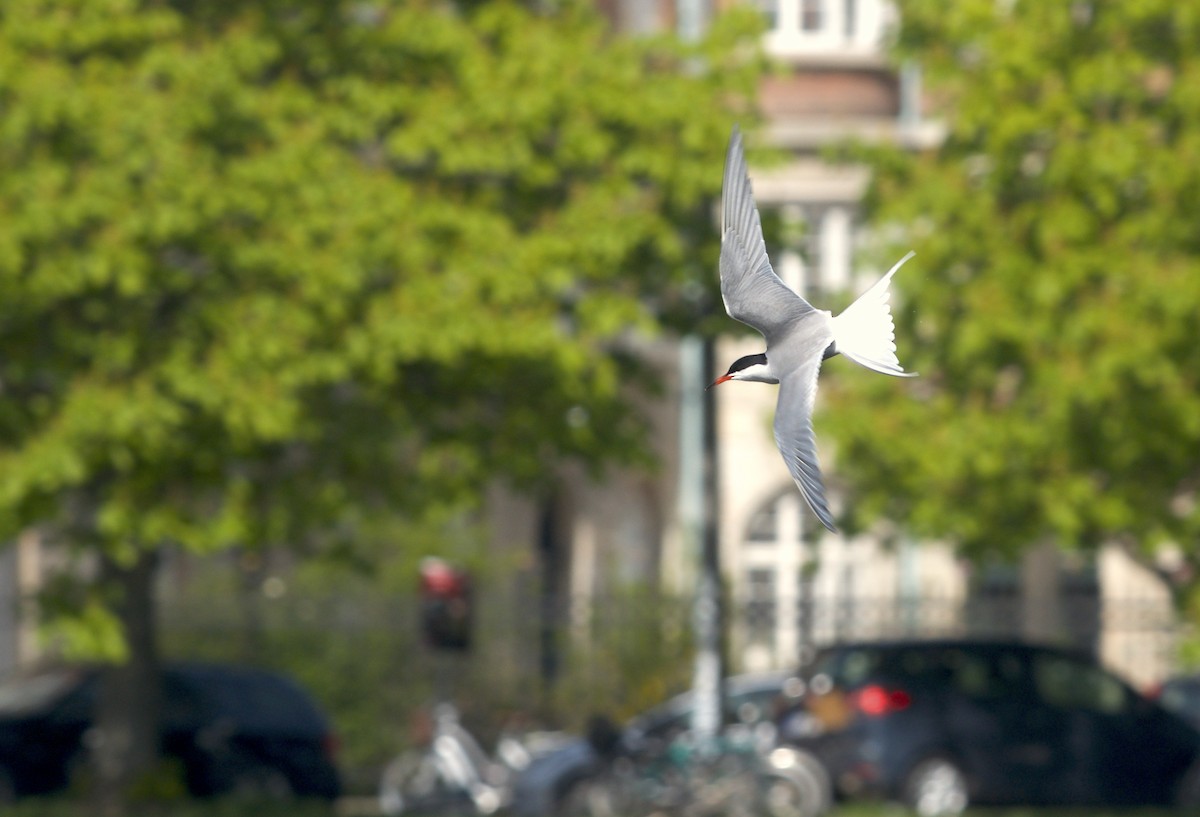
xmin=486 ymin=0 xmax=1179 ymax=688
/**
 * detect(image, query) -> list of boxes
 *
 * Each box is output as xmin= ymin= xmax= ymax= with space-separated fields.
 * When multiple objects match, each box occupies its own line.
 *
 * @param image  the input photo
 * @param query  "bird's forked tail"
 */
xmin=830 ymin=251 xmax=918 ymax=377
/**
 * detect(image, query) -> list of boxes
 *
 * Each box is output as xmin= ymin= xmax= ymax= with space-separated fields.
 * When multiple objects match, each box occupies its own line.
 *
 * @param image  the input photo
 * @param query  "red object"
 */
xmin=322 ymin=732 xmax=341 ymax=760
xmin=854 ymin=685 xmax=913 ymax=716
xmin=418 ymin=558 xmax=473 ymax=651
xmin=420 ymin=559 xmax=469 ymax=595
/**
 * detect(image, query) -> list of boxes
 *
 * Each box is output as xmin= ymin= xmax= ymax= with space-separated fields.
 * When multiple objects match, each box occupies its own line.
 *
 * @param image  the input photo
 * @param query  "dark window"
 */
xmin=801 ymin=0 xmax=824 ymax=31
xmin=747 ymin=503 xmax=778 ymax=543
xmin=746 ymin=569 xmax=777 ymax=645
xmin=946 ymin=649 xmax=1026 ymax=701
xmin=1032 ymin=655 xmax=1129 ymax=715
xmin=818 ymin=647 xmax=883 ymax=687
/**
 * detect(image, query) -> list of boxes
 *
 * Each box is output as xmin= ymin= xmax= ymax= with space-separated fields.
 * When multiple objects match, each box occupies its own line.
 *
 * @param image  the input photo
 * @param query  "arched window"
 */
xmin=735 ymin=488 xmax=832 ymax=670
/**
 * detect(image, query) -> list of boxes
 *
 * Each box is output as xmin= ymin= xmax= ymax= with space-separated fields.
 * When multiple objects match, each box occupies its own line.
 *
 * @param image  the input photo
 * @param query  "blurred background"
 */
xmin=1 ymin=0 xmax=1200 ymax=813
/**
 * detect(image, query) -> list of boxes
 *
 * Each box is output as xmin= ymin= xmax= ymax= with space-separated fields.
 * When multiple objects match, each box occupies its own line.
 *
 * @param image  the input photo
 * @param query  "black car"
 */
xmin=0 ymin=661 xmax=341 ymax=802
xmin=777 ymin=639 xmax=1200 ymax=815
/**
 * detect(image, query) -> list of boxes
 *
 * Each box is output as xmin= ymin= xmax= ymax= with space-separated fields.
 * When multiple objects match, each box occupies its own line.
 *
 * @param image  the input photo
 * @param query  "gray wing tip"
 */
xmin=788 ymin=458 xmax=839 ymax=533
xmin=791 ymin=484 xmax=836 ymax=532
xmin=810 ymin=498 xmax=838 ymax=533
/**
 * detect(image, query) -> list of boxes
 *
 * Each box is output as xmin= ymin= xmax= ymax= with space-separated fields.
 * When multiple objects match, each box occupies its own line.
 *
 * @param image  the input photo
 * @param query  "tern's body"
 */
xmin=710 ymin=127 xmax=916 ymax=533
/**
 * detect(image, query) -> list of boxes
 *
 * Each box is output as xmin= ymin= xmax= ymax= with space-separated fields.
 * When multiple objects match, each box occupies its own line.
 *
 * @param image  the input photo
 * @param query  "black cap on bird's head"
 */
xmin=707 ymin=352 xmax=769 ymax=389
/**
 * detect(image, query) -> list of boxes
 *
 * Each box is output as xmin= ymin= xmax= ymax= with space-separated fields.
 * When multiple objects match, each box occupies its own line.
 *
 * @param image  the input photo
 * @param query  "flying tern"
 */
xmin=707 ymin=126 xmax=917 ymax=533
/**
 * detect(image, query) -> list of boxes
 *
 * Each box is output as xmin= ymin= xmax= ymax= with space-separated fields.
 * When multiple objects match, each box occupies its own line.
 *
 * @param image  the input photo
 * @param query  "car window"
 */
xmin=947 ymin=649 xmax=1027 ymax=701
xmin=870 ymin=647 xmax=960 ymax=689
xmin=809 ymin=647 xmax=884 ymax=688
xmin=1161 ymin=680 xmax=1200 ymax=724
xmin=840 ymin=649 xmax=883 ymax=685
xmin=812 ymin=647 xmax=941 ymax=689
xmin=0 ymin=670 xmax=79 ymax=716
xmin=1033 ymin=654 xmax=1129 ymax=714
xmin=812 ymin=646 xmax=1036 ymax=701
xmin=853 ymin=647 xmax=971 ymax=688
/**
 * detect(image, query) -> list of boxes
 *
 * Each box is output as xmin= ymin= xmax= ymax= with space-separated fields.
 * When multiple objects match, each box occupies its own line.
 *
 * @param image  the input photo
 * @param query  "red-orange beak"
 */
xmin=706 ymin=374 xmax=733 ymax=391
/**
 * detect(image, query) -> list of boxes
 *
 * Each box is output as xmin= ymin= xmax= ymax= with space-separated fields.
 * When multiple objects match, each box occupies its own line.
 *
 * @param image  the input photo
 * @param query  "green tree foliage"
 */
xmin=823 ymin=1 xmax=1200 ymax=563
xmin=0 ymin=0 xmax=763 ymax=603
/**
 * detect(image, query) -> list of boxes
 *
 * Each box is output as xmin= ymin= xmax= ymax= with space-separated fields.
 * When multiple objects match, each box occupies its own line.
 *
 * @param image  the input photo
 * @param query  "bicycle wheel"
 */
xmin=559 ymin=774 xmax=629 ymax=817
xmin=683 ymin=754 xmax=761 ymax=817
xmin=380 ymin=750 xmax=472 ymax=816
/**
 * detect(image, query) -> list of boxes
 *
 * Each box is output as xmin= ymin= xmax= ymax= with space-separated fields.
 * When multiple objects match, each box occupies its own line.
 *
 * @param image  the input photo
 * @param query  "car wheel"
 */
xmin=759 ymin=772 xmax=829 ymax=817
xmin=903 ymin=756 xmax=968 ymax=817
xmin=759 ymin=749 xmax=832 ymax=817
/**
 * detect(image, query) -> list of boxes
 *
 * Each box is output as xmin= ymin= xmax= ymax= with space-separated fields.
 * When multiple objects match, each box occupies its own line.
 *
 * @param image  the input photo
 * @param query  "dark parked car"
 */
xmin=512 ymin=672 xmax=799 ymax=816
xmin=777 ymin=639 xmax=1200 ymax=815
xmin=0 ymin=661 xmax=341 ymax=802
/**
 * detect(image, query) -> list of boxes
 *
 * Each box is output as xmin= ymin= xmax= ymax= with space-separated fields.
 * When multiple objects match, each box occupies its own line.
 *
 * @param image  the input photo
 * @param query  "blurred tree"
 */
xmin=823 ymin=2 xmax=1200 ymax=571
xmin=0 ymin=0 xmax=765 ymax=807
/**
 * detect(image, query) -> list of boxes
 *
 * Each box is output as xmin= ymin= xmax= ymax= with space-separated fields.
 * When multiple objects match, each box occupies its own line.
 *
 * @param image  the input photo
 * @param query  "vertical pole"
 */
xmin=677 ymin=0 xmax=722 ymax=742
xmin=537 ymin=498 xmax=561 ymax=709
xmin=690 ymin=337 xmax=724 ymax=739
xmin=677 ymin=338 xmax=703 ymax=592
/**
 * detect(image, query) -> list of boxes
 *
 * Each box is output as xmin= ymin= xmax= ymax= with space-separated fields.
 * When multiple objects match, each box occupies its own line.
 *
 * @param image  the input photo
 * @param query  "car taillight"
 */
xmin=322 ymin=732 xmax=341 ymax=759
xmin=854 ymin=685 xmax=912 ymax=716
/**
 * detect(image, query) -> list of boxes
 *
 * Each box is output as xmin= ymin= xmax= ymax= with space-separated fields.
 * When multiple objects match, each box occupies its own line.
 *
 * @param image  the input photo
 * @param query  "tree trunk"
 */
xmin=91 ymin=548 xmax=162 ymax=817
xmin=237 ymin=547 xmax=266 ymax=663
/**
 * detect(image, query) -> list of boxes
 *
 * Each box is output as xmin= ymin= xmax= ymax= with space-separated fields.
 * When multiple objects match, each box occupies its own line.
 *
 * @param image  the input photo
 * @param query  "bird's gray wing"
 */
xmin=772 ymin=358 xmax=837 ymax=533
xmin=720 ymin=126 xmax=814 ymax=340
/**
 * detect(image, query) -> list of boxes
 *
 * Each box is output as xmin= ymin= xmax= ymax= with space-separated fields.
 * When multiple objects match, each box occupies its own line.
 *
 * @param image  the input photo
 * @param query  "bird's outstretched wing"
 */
xmin=773 ymin=360 xmax=837 ymax=533
xmin=720 ymin=126 xmax=813 ymax=340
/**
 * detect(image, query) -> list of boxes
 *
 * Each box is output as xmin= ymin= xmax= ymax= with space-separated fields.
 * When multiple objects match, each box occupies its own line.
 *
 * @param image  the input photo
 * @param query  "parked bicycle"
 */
xmin=560 ymin=719 xmax=830 ymax=817
xmin=380 ymin=703 xmax=569 ymax=816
